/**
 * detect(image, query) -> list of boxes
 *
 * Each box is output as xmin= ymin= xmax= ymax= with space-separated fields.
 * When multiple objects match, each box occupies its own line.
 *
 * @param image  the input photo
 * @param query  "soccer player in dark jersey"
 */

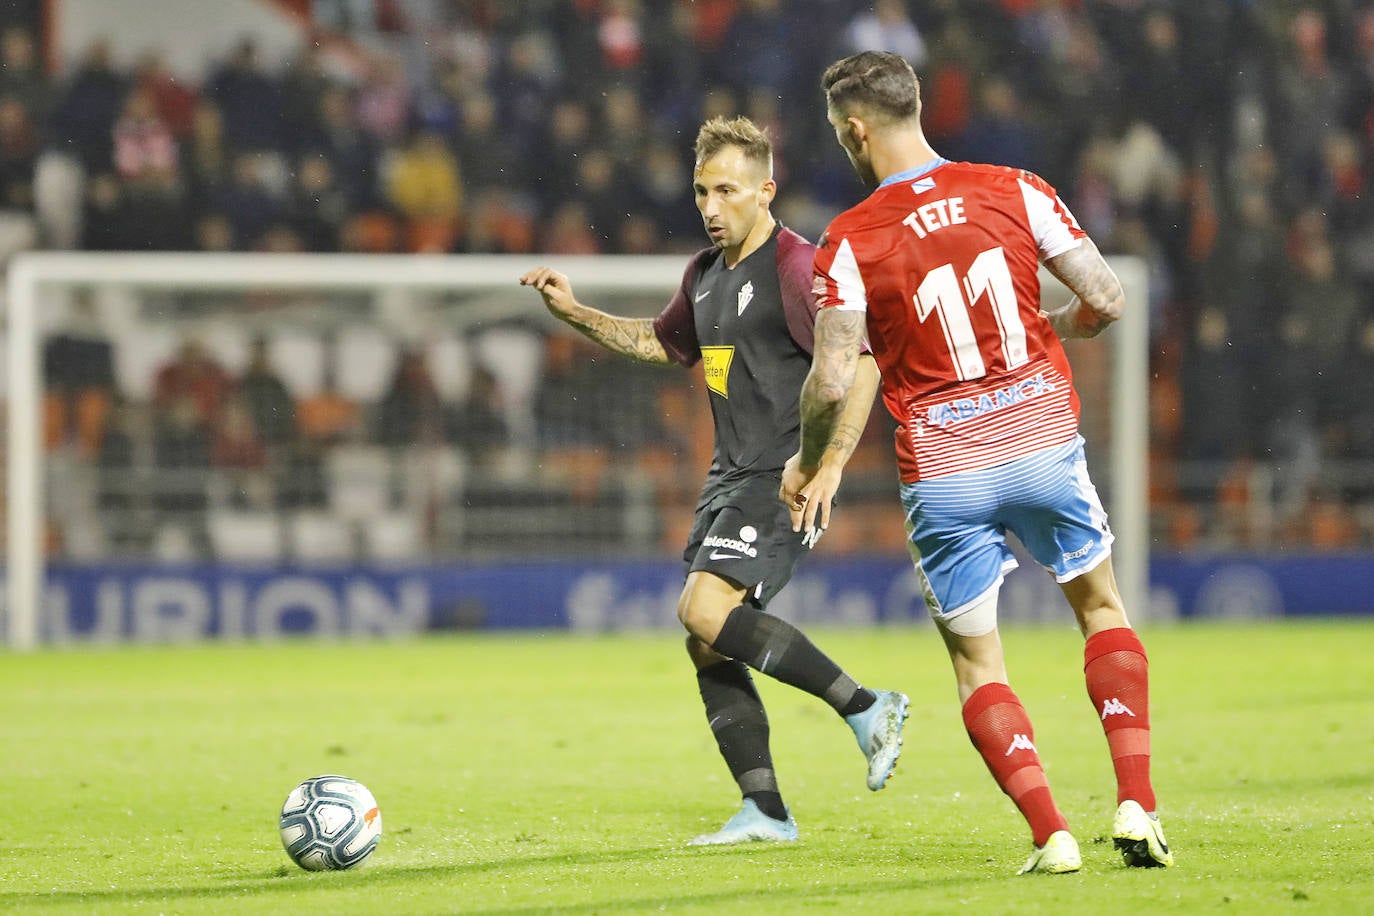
xmin=782 ymin=51 xmax=1172 ymax=874
xmin=520 ymin=116 xmax=909 ymax=845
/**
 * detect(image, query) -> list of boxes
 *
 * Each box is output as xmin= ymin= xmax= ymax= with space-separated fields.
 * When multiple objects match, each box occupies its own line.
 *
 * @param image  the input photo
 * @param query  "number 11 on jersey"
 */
xmin=913 ymin=246 xmax=1028 ymax=382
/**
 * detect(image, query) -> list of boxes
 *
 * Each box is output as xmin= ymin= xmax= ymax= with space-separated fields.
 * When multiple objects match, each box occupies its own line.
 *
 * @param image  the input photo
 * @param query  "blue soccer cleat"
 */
xmin=687 ymin=799 xmax=799 ymax=846
xmin=845 ymin=689 xmax=910 ymax=791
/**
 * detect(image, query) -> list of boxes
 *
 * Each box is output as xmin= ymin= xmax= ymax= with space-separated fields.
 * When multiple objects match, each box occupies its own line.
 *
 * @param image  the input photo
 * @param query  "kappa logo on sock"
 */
xmin=1100 ymin=698 xmax=1136 ymax=720
xmin=1004 ymin=733 xmax=1037 ymax=755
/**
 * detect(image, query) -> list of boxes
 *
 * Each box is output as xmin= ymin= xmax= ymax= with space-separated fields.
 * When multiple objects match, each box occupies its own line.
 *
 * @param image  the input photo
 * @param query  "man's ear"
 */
xmin=758 ymin=178 xmax=777 ymax=205
xmin=846 ymin=116 xmax=868 ymax=148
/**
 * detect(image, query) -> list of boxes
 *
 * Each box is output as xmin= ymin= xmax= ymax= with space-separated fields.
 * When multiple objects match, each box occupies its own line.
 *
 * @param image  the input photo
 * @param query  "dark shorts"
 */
xmin=684 ymin=472 xmax=812 ymax=608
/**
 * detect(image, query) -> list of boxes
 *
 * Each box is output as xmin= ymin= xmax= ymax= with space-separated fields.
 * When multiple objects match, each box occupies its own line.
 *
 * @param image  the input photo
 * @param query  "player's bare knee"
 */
xmin=677 ymin=572 xmax=745 ymax=643
xmin=675 ymin=589 xmax=711 ymax=631
xmin=678 ymin=598 xmax=728 ymax=643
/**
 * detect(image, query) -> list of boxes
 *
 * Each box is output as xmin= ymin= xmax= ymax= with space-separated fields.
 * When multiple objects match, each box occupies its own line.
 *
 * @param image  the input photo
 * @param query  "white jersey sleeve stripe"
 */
xmin=828 ymin=237 xmax=868 ymax=312
xmin=1019 ymin=178 xmax=1083 ymax=260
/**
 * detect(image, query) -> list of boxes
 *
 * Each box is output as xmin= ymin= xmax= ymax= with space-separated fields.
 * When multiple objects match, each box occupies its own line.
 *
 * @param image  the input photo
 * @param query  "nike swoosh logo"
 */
xmin=708 ymin=550 xmax=742 ymax=560
xmin=695 ymin=290 xmax=710 ymax=302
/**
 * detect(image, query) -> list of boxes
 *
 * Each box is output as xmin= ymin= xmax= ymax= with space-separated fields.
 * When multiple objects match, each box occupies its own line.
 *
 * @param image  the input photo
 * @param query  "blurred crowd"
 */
xmin=5 ymin=0 xmax=1374 ymax=551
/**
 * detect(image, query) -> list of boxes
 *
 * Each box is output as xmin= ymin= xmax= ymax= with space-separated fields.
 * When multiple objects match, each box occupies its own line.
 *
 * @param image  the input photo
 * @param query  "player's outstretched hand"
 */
xmin=519 ymin=267 xmax=577 ymax=319
xmin=780 ymin=451 xmax=838 ymax=539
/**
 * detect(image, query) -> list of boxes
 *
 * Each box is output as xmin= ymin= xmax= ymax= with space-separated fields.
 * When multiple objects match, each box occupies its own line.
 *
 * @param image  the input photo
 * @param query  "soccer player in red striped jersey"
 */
xmin=781 ymin=51 xmax=1173 ymax=874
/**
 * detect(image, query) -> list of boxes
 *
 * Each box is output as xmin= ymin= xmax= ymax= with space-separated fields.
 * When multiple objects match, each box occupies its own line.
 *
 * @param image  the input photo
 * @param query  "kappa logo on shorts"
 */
xmin=1062 ymin=542 xmax=1093 ymax=561
xmin=705 ymin=526 xmax=758 ymax=560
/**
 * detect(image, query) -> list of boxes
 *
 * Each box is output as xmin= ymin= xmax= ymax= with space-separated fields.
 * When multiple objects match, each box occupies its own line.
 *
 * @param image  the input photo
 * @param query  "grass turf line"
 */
xmin=3 ymin=620 xmax=1373 ymax=913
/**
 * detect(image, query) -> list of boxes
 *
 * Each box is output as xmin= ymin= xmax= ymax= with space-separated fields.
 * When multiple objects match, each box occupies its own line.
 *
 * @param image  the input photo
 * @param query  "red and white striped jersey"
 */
xmin=813 ymin=159 xmax=1088 ymax=482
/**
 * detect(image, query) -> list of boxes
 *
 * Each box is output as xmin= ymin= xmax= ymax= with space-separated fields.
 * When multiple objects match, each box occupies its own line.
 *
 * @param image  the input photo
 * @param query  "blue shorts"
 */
xmin=899 ymin=436 xmax=1113 ymax=625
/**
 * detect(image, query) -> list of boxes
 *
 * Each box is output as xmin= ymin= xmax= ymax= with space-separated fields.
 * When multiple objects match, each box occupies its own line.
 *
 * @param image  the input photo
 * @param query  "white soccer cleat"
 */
xmin=1112 ymin=800 xmax=1174 ymax=867
xmin=687 ymin=799 xmax=799 ymax=846
xmin=1018 ymin=830 xmax=1082 ymax=875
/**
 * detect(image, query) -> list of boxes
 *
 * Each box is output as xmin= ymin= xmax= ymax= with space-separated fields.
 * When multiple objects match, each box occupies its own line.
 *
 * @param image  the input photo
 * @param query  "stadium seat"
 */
xmin=405 ymin=215 xmax=461 ymax=254
xmin=333 ymin=326 xmax=398 ymax=403
xmin=74 ymin=387 xmax=114 ymax=459
xmin=152 ymin=521 xmax=202 ymax=562
xmin=33 ymin=150 xmax=84 ymax=250
xmin=48 ymin=448 xmax=99 ymax=520
xmin=208 ymin=510 xmax=284 ymax=563
xmin=269 ymin=331 xmax=326 ymax=399
xmin=342 ymin=211 xmax=401 ymax=254
xmin=113 ymin=325 xmax=180 ymax=401
xmin=473 ymin=326 xmax=543 ymax=413
xmin=325 ymin=444 xmax=394 ymax=520
xmin=100 ymin=508 xmax=154 ymax=557
xmin=363 ymin=510 xmax=423 ymax=562
xmin=43 ymin=390 xmax=65 ymax=450
xmin=200 ymin=323 xmax=251 ymax=375
xmin=426 ymin=334 xmax=472 ymax=401
xmin=398 ymin=444 xmax=467 ymax=509
xmin=288 ymin=510 xmax=356 ymax=563
xmin=60 ymin=510 xmax=107 ymax=560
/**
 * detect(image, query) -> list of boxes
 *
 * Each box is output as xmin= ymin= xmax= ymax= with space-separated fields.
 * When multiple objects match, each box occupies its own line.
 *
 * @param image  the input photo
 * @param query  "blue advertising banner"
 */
xmin=1148 ymin=554 xmax=1373 ymax=619
xmin=28 ymin=558 xmax=934 ymax=642
xmin=9 ymin=553 xmax=1372 ymax=643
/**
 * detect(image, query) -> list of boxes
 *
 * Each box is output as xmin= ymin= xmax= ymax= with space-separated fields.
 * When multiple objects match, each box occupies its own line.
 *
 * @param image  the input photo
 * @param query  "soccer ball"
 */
xmin=278 ymin=775 xmax=382 ymax=870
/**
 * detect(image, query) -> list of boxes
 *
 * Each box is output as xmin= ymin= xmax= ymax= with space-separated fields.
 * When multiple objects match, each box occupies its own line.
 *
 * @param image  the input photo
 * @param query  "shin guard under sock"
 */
xmin=962 ymin=682 xmax=1068 ymax=846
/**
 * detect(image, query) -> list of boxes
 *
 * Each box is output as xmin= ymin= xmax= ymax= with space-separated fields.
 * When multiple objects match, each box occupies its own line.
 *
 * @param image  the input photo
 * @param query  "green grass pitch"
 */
xmin=4 ymin=619 xmax=1373 ymax=914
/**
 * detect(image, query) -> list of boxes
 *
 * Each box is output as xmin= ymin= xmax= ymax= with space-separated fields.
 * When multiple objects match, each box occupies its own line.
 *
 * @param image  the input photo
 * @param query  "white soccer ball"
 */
xmin=279 ymin=774 xmax=383 ymax=871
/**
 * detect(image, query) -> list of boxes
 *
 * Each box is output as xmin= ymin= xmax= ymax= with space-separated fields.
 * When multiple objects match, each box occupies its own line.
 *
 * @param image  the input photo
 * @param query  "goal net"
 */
xmin=3 ymin=252 xmax=1147 ymax=650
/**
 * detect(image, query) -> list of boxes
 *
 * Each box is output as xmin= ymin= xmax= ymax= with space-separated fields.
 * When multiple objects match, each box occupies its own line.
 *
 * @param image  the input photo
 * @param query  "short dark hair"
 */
xmin=694 ymin=116 xmax=772 ymax=175
xmin=822 ymin=51 xmax=921 ymax=123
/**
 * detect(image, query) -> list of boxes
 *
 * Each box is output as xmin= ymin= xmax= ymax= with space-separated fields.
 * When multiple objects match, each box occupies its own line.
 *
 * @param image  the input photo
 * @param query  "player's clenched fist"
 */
xmin=518 ymin=267 xmax=578 ymax=318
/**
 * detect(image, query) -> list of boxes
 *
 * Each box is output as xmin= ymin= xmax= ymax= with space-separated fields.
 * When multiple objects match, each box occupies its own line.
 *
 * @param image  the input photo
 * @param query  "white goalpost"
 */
xmin=3 ymin=252 xmax=1148 ymax=651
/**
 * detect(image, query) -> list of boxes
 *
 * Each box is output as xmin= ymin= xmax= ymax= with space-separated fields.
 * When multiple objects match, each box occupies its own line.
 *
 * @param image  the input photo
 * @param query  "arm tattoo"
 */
xmin=827 ymin=423 xmax=862 ymax=461
xmin=1044 ymin=239 xmax=1125 ymax=338
xmin=799 ymin=310 xmax=866 ymax=467
xmin=564 ymin=308 xmax=672 ymax=365
xmin=823 ymin=356 xmax=880 ymax=464
xmin=818 ymin=420 xmax=862 ymax=466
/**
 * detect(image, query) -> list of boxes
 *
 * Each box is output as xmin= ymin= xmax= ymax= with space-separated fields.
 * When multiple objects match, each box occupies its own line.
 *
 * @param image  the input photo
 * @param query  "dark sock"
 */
xmin=840 ymin=691 xmax=876 ymax=717
xmin=696 ymin=660 xmax=787 ymax=821
xmin=711 ymin=605 xmax=876 ymax=716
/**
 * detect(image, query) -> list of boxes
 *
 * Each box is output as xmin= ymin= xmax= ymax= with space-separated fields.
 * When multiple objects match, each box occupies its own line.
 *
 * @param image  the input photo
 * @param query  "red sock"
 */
xmin=962 ymin=682 xmax=1068 ymax=846
xmin=1084 ymin=627 xmax=1156 ymax=810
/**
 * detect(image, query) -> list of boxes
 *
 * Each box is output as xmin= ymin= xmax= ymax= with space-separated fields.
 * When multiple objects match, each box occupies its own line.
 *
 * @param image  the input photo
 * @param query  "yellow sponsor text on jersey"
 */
xmin=701 ymin=346 xmax=734 ymax=398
